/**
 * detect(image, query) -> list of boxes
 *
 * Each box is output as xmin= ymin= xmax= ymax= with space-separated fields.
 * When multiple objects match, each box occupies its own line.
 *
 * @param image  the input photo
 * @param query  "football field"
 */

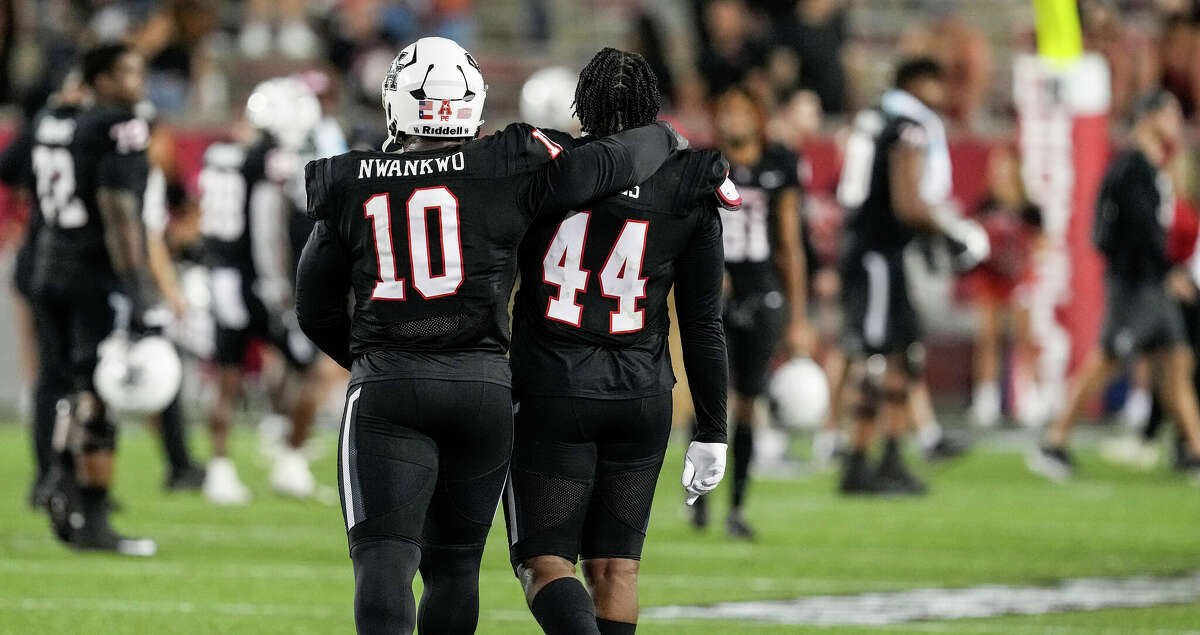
xmin=1 ymin=423 xmax=1198 ymax=634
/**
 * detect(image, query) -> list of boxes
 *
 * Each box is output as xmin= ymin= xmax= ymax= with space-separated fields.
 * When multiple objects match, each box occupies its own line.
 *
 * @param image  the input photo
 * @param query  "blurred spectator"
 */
xmin=629 ymin=11 xmax=676 ymax=107
xmin=770 ymin=0 xmax=848 ymax=114
xmin=964 ymin=145 xmax=1043 ymax=428
xmin=696 ymin=0 xmax=770 ymax=98
xmin=900 ymin=9 xmax=993 ymax=127
xmin=239 ymin=0 xmax=319 ymax=59
xmin=1154 ymin=12 xmax=1200 ymax=120
xmin=133 ymin=0 xmax=223 ymax=115
xmin=1081 ymin=0 xmax=1157 ymax=121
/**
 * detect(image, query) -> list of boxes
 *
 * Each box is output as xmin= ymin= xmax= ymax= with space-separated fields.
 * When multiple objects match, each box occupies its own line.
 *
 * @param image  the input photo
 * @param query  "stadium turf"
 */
xmin=0 ymin=422 xmax=1197 ymax=634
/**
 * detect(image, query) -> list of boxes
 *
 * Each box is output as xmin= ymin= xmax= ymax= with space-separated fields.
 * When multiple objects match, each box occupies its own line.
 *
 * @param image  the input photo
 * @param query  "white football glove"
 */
xmin=933 ymin=208 xmax=990 ymax=271
xmin=682 ymin=441 xmax=728 ymax=506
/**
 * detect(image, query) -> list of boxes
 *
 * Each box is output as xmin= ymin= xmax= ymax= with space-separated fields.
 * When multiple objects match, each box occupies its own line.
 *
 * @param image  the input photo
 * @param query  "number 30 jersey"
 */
xmin=296 ymin=122 xmax=677 ymax=385
xmin=720 ymin=143 xmax=804 ymax=297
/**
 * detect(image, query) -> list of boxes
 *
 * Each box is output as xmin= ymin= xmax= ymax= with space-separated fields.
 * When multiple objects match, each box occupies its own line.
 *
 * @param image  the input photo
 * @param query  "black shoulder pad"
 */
xmin=305 ymin=157 xmax=335 ymax=220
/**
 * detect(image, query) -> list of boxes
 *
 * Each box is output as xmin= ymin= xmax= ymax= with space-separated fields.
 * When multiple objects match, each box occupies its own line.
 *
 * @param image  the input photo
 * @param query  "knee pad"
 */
xmin=852 ymin=355 xmax=887 ymax=419
xmin=903 ymin=343 xmax=926 ymax=379
xmin=76 ymin=392 xmax=116 ymax=453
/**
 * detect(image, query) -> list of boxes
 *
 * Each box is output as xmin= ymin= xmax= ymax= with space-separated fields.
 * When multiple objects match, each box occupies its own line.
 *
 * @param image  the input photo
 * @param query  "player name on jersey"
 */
xmin=357 ymin=152 xmax=467 ymax=179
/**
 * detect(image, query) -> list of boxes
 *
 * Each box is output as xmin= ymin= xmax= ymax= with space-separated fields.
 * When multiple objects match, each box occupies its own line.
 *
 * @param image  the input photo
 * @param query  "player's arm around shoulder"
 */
xmin=522 ymin=121 xmax=684 ymax=217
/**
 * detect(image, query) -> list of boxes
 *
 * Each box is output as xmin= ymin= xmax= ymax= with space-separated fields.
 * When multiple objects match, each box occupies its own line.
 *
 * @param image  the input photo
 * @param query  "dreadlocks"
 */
xmin=574 ymin=47 xmax=662 ymax=138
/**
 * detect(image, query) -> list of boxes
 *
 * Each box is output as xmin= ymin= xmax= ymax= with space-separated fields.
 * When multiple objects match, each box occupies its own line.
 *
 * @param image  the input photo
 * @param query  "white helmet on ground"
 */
xmin=519 ymin=66 xmax=579 ymax=133
xmin=246 ymin=77 xmax=322 ymax=150
xmin=769 ymin=358 xmax=830 ymax=431
xmin=94 ymin=335 xmax=183 ymax=416
xmin=382 ymin=36 xmax=487 ymax=145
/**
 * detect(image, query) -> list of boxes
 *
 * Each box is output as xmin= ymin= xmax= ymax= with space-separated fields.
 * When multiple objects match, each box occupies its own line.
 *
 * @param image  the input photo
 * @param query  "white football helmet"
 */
xmin=769 ymin=358 xmax=830 ymax=431
xmin=94 ymin=335 xmax=183 ymax=416
xmin=519 ymin=66 xmax=579 ymax=133
xmin=382 ymin=36 xmax=487 ymax=145
xmin=245 ymin=77 xmax=322 ymax=150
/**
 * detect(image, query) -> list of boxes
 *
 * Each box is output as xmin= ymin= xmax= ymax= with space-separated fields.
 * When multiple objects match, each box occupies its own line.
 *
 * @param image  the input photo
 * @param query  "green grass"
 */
xmin=0 ymin=422 xmax=1198 ymax=634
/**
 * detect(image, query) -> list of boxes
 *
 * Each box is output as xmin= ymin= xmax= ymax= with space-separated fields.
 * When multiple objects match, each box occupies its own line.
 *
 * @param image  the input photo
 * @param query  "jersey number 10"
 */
xmin=365 ymin=186 xmax=464 ymax=301
xmin=543 ymin=212 xmax=649 ymax=334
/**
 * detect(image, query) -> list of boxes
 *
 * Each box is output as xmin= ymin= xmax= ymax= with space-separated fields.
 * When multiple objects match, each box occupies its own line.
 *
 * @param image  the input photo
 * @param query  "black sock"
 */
xmin=1144 ymin=397 xmax=1164 ymax=441
xmin=31 ymin=375 xmax=65 ymax=483
xmin=596 ymin=617 xmax=637 ymax=635
xmin=530 ymin=577 xmax=600 ymax=635
xmin=159 ymin=396 xmax=194 ymax=473
xmin=730 ymin=418 xmax=754 ymax=509
xmin=79 ymin=485 xmax=109 ymax=531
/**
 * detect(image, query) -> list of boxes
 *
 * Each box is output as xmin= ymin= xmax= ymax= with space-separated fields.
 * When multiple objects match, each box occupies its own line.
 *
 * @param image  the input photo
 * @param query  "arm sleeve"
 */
xmin=674 ymin=207 xmax=729 ymax=443
xmin=248 ymin=180 xmax=291 ymax=307
xmin=295 ymin=220 xmax=353 ymax=370
xmin=523 ymin=122 xmax=675 ymax=217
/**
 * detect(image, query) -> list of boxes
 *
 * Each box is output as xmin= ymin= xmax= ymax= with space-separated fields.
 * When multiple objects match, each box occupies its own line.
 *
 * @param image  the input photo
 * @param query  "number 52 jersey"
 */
xmin=297 ymin=122 xmax=678 ymax=387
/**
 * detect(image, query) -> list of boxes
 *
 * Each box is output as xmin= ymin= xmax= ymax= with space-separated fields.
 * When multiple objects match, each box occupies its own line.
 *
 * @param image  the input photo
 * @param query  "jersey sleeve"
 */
xmin=295 ymin=219 xmax=353 ymax=369
xmin=677 ymin=149 xmax=738 ymax=212
xmin=304 ymin=157 xmax=337 ymax=220
xmin=520 ymin=122 xmax=676 ymax=217
xmin=674 ymin=204 xmax=729 ymax=444
xmin=895 ymin=120 xmax=929 ymax=151
xmin=95 ymin=114 xmax=151 ymax=191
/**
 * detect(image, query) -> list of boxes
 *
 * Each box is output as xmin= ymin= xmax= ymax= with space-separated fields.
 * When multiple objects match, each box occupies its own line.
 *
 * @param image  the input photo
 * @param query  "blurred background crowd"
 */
xmin=0 ymin=0 xmax=1197 ymax=415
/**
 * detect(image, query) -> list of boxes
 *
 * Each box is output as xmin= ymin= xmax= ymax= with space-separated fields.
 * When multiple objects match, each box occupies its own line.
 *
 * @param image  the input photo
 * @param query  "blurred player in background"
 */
xmin=692 ymin=86 xmax=808 ymax=538
xmin=836 ymin=58 xmax=988 ymax=495
xmin=965 ymin=144 xmax=1043 ymax=429
xmin=35 ymin=43 xmax=157 ymax=554
xmin=1032 ymin=90 xmax=1200 ymax=481
xmin=296 ymin=37 xmax=684 ymax=634
xmin=506 ymin=49 xmax=733 ymax=635
xmin=0 ymin=71 xmax=88 ymax=507
xmin=198 ymin=77 xmax=327 ymax=505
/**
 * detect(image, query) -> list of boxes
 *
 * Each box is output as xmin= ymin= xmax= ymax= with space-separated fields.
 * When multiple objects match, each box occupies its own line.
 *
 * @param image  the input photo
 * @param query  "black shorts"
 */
xmin=724 ymin=290 xmax=786 ymax=396
xmin=1099 ymin=276 xmax=1187 ymax=361
xmin=337 ymin=378 xmax=513 ymax=554
xmin=504 ymin=393 xmax=672 ymax=569
xmin=209 ymin=266 xmax=315 ymax=369
xmin=841 ymin=248 xmax=920 ymax=358
xmin=31 ymin=274 xmax=121 ymax=392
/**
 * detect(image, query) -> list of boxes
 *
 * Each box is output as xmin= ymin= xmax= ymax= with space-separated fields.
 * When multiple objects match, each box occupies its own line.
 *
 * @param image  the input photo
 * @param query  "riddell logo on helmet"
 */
xmin=412 ymin=124 xmax=471 ymax=136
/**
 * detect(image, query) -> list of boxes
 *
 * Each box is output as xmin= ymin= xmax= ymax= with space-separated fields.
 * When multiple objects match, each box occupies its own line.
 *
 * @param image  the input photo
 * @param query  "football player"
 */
xmin=835 ymin=58 xmax=988 ymax=494
xmin=295 ymin=37 xmax=685 ymax=634
xmin=692 ymin=86 xmax=810 ymax=538
xmin=1031 ymin=90 xmax=1200 ymax=480
xmin=198 ymin=76 xmax=329 ymax=505
xmin=34 ymin=43 xmax=157 ymax=554
xmin=504 ymin=48 xmax=734 ymax=635
xmin=0 ymin=71 xmax=88 ymax=506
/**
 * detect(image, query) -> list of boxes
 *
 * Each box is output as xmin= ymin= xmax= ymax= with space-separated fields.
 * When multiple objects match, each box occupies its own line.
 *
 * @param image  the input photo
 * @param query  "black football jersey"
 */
xmin=511 ymin=147 xmax=727 ymax=398
xmin=721 ymin=143 xmax=802 ymax=296
xmin=35 ymin=103 xmax=149 ymax=277
xmin=199 ymin=135 xmax=305 ymax=280
xmin=837 ymin=108 xmax=924 ymax=256
xmin=297 ymin=122 xmax=676 ymax=385
xmin=1093 ymin=149 xmax=1173 ymax=283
